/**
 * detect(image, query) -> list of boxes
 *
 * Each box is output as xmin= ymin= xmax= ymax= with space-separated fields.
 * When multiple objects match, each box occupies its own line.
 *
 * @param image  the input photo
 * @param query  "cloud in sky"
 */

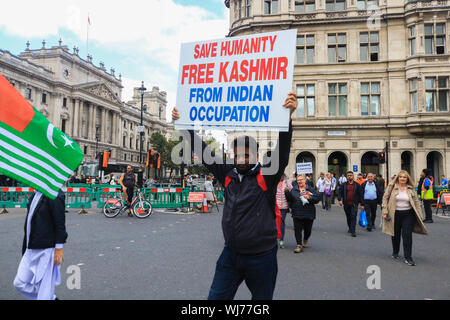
xmin=0 ymin=0 xmax=229 ymax=117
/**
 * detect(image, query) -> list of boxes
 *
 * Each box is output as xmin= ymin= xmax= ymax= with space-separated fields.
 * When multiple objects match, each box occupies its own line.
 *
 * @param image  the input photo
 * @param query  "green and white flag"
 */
xmin=0 ymin=73 xmax=84 ymax=199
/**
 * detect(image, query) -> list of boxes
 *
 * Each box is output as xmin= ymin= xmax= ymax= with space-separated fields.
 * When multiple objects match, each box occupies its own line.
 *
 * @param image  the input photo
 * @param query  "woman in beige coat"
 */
xmin=382 ymin=170 xmax=428 ymax=266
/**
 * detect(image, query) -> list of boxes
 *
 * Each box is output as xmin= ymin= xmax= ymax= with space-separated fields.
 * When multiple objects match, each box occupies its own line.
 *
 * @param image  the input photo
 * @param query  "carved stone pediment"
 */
xmin=77 ymin=82 xmax=121 ymax=104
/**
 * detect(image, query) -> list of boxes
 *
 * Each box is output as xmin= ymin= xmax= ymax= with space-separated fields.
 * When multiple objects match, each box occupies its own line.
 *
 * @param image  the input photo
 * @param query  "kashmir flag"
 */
xmin=0 ymin=74 xmax=83 ymax=199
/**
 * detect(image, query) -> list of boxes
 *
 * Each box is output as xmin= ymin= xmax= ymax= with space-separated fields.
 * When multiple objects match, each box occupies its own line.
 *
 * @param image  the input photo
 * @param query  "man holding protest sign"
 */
xmin=172 ymin=91 xmax=296 ymax=300
xmin=172 ymin=29 xmax=297 ymax=300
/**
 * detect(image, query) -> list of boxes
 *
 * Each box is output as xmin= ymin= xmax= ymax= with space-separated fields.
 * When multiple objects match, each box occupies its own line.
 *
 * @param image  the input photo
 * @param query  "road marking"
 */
xmin=98 ymin=254 xmax=104 ymax=257
xmin=130 ymin=240 xmax=135 ymax=243
xmin=77 ymin=263 xmax=84 ymax=266
xmin=115 ymin=247 xmax=120 ymax=249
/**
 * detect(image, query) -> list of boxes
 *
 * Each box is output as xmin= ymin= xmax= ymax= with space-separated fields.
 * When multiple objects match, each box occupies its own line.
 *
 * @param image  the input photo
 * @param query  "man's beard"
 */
xmin=235 ymin=163 xmax=255 ymax=175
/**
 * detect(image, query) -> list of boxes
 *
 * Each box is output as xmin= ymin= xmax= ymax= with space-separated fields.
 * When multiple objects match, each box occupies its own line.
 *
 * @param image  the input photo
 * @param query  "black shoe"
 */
xmin=405 ymin=259 xmax=416 ymax=266
xmin=423 ymin=219 xmax=433 ymax=223
xmin=128 ymin=212 xmax=133 ymax=217
xmin=392 ymin=254 xmax=400 ymax=260
xmin=372 ymin=225 xmax=376 ymax=230
xmin=367 ymin=227 xmax=372 ymax=232
xmin=351 ymin=233 xmax=356 ymax=237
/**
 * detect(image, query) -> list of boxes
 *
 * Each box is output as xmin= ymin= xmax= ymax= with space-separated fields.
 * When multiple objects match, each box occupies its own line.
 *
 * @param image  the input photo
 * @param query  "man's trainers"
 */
xmin=392 ymin=254 xmax=400 ymax=260
xmin=302 ymin=240 xmax=309 ymax=248
xmin=294 ymin=245 xmax=303 ymax=253
xmin=405 ymin=259 xmax=416 ymax=266
xmin=279 ymin=241 xmax=285 ymax=249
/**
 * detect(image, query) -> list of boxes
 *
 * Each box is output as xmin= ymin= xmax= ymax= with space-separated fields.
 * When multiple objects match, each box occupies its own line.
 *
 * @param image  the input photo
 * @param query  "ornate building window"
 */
xmin=296 ymin=34 xmax=315 ymax=64
xmin=295 ymin=0 xmax=315 ymax=13
xmin=409 ymin=79 xmax=418 ymax=113
xmin=425 ymin=76 xmax=449 ymax=112
xmin=357 ymin=0 xmax=378 ymax=10
xmin=328 ymin=33 xmax=346 ymax=62
xmin=409 ymin=26 xmax=416 ymax=56
xmin=245 ymin=0 xmax=251 ymax=17
xmin=26 ymin=88 xmax=32 ymax=100
xmin=264 ymin=0 xmax=278 ymax=14
xmin=297 ymin=84 xmax=315 ymax=117
xmin=425 ymin=23 xmax=446 ymax=55
xmin=326 ymin=0 xmax=346 ymax=11
xmin=360 ymin=82 xmax=380 ymax=116
xmin=360 ymin=31 xmax=379 ymax=61
xmin=328 ymin=83 xmax=347 ymax=116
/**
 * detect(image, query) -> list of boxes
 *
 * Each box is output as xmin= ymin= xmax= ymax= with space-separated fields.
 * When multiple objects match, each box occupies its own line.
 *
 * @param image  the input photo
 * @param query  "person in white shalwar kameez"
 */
xmin=13 ymin=190 xmax=67 ymax=300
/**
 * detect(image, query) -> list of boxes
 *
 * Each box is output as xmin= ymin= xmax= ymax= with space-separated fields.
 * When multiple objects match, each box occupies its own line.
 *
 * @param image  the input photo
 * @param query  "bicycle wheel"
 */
xmin=103 ymin=199 xmax=122 ymax=218
xmin=132 ymin=200 xmax=153 ymax=218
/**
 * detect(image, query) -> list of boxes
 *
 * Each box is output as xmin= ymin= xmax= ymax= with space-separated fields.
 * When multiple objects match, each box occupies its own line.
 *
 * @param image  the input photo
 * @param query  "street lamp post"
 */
xmin=138 ymin=81 xmax=147 ymax=188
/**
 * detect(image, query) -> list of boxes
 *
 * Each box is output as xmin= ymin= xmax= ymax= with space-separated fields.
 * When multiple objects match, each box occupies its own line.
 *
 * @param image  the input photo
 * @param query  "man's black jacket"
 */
xmin=360 ymin=180 xmax=384 ymax=205
xmin=22 ymin=190 xmax=68 ymax=255
xmin=188 ymin=121 xmax=292 ymax=254
xmin=338 ymin=181 xmax=363 ymax=206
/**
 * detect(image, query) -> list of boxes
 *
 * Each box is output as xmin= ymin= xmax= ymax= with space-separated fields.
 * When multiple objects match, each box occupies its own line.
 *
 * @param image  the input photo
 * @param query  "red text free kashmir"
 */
xmin=181 ymin=34 xmax=288 ymax=85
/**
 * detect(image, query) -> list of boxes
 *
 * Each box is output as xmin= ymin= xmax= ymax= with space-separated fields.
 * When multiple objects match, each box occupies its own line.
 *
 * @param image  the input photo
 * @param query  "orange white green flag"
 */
xmin=0 ymin=73 xmax=83 ymax=199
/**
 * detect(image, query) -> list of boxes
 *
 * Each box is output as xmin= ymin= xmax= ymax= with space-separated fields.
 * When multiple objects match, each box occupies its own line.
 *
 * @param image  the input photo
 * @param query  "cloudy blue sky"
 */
xmin=0 ymin=0 xmax=229 ymax=112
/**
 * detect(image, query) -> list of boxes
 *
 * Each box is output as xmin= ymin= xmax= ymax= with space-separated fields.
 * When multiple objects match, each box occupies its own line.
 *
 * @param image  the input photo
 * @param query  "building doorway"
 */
xmin=328 ymin=151 xmax=348 ymax=177
xmin=361 ymin=151 xmax=380 ymax=176
xmin=401 ymin=151 xmax=414 ymax=178
xmin=296 ymin=151 xmax=316 ymax=180
xmin=427 ymin=151 xmax=443 ymax=184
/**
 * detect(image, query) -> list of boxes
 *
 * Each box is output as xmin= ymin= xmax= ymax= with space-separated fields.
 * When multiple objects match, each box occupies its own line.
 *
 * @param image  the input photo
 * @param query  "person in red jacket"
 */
xmin=172 ymin=92 xmax=297 ymax=300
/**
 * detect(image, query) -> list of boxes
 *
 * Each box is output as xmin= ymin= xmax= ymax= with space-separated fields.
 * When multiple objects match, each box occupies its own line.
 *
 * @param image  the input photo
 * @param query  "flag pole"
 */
xmin=86 ymin=13 xmax=89 ymax=61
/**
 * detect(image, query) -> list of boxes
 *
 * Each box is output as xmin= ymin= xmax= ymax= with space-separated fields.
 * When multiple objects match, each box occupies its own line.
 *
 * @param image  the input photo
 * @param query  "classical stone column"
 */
xmin=88 ymin=102 xmax=95 ymax=140
xmin=72 ymin=99 xmax=80 ymax=138
xmin=101 ymin=107 xmax=106 ymax=143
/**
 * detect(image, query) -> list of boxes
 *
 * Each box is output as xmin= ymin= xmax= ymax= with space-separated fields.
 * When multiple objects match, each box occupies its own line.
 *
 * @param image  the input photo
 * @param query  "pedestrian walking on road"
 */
xmin=322 ymin=173 xmax=333 ymax=211
xmin=172 ymin=92 xmax=297 ymax=300
xmin=316 ymin=172 xmax=326 ymax=209
xmin=276 ymin=174 xmax=292 ymax=249
xmin=360 ymin=173 xmax=384 ymax=232
xmin=285 ymin=174 xmax=320 ymax=253
xmin=382 ymin=171 xmax=428 ymax=266
xmin=338 ymin=171 xmax=363 ymax=237
xmin=13 ymin=190 xmax=67 ymax=300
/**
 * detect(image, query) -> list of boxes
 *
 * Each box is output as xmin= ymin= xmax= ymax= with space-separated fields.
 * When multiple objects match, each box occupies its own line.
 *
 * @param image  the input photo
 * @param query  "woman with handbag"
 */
xmin=285 ymin=174 xmax=320 ymax=253
xmin=381 ymin=171 xmax=428 ymax=266
xmin=322 ymin=173 xmax=333 ymax=211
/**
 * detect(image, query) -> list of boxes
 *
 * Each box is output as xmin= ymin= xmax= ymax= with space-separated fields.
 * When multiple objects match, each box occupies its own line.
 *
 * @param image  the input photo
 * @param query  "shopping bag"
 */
xmin=359 ymin=209 xmax=368 ymax=227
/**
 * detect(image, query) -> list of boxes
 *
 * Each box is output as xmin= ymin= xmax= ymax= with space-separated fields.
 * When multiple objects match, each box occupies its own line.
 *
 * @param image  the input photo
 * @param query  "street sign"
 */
xmin=296 ymin=162 xmax=313 ymax=174
xmin=137 ymin=126 xmax=145 ymax=133
xmin=353 ymin=165 xmax=358 ymax=172
xmin=188 ymin=192 xmax=204 ymax=203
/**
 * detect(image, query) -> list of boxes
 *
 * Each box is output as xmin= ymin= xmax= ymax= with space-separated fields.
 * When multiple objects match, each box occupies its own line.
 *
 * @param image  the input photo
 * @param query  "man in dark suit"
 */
xmin=338 ymin=171 xmax=363 ymax=237
xmin=14 ymin=190 xmax=67 ymax=300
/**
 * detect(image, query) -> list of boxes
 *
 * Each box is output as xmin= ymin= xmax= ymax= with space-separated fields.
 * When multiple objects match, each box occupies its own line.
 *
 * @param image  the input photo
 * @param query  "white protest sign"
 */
xmin=175 ymin=29 xmax=297 ymax=132
xmin=297 ymin=162 xmax=313 ymax=174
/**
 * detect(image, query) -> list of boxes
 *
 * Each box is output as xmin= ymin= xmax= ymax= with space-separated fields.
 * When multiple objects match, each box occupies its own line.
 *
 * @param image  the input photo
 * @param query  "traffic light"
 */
xmin=378 ymin=152 xmax=386 ymax=164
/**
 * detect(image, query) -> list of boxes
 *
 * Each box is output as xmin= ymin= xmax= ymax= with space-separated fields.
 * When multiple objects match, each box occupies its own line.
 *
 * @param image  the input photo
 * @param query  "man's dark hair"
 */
xmin=232 ymin=136 xmax=259 ymax=153
xmin=347 ymin=171 xmax=354 ymax=175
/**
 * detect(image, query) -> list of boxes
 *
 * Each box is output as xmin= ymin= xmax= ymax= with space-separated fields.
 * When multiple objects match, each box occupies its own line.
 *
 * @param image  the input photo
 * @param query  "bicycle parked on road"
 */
xmin=103 ymin=191 xmax=152 ymax=219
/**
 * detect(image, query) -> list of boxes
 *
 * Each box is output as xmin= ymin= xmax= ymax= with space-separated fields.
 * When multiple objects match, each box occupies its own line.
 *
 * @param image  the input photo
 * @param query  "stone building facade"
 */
xmin=0 ymin=41 xmax=172 ymax=173
xmin=225 ymin=0 xmax=450 ymax=184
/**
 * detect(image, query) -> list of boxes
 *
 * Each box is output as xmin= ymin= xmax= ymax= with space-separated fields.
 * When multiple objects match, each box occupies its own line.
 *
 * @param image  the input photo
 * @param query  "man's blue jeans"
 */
xmin=207 ymin=245 xmax=278 ymax=300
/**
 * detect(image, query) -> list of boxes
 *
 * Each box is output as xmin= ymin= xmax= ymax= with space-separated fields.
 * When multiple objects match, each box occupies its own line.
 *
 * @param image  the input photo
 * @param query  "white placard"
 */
xmin=297 ymin=162 xmax=313 ymax=174
xmin=175 ymin=29 xmax=297 ymax=132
